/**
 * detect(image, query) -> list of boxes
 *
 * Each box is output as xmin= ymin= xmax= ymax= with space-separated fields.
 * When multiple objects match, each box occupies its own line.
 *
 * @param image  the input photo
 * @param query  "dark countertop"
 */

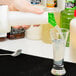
xmin=0 ymin=49 xmax=76 ymax=76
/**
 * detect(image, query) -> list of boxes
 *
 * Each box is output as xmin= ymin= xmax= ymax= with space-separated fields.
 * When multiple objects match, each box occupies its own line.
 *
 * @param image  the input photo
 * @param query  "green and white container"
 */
xmin=60 ymin=0 xmax=76 ymax=47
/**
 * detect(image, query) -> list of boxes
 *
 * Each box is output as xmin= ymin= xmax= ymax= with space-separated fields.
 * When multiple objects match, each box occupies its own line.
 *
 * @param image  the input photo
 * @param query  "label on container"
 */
xmin=48 ymin=13 xmax=57 ymax=27
xmin=46 ymin=0 xmax=57 ymax=8
xmin=31 ymin=0 xmax=41 ymax=4
xmin=65 ymin=0 xmax=76 ymax=9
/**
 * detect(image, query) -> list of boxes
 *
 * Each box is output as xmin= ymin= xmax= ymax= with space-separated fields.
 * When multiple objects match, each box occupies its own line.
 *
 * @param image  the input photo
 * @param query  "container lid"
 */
xmin=74 ymin=10 xmax=76 ymax=17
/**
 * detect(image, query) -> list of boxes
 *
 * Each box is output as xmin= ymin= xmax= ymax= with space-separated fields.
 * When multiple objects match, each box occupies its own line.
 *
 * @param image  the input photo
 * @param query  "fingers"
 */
xmin=12 ymin=26 xmax=22 ymax=29
xmin=8 ymin=4 xmax=18 ymax=11
xmin=14 ymin=0 xmax=44 ymax=14
xmin=12 ymin=25 xmax=31 ymax=30
xmin=25 ymin=5 xmax=44 ymax=14
xmin=21 ymin=25 xmax=31 ymax=30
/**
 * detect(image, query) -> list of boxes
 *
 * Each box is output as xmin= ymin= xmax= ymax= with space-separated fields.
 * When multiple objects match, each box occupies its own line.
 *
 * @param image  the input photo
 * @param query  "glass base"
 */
xmin=51 ymin=68 xmax=66 ymax=75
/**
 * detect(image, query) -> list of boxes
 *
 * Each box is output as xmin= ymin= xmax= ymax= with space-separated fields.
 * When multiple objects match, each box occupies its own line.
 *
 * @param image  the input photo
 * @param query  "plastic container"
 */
xmin=60 ymin=0 xmax=76 ymax=47
xmin=7 ymin=27 xmax=25 ymax=39
xmin=26 ymin=24 xmax=41 ymax=40
xmin=45 ymin=0 xmax=65 ymax=11
xmin=0 ymin=5 xmax=11 ymax=33
xmin=0 ymin=5 xmax=48 ymax=30
xmin=8 ymin=11 xmax=48 ymax=25
xmin=46 ymin=0 xmax=57 ymax=8
xmin=70 ymin=10 xmax=76 ymax=52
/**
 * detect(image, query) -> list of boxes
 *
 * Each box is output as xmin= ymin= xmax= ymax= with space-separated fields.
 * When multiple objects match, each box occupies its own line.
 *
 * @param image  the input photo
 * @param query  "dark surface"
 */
xmin=0 ymin=49 xmax=76 ymax=76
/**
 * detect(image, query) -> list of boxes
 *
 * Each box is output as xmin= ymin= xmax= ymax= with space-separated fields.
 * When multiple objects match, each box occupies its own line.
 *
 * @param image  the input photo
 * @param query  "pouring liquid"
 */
xmin=41 ymin=12 xmax=60 ymax=44
xmin=55 ymin=25 xmax=64 ymax=40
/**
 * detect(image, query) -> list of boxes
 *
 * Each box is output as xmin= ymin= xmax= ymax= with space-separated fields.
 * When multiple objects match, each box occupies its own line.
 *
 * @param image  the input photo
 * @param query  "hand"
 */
xmin=9 ymin=0 xmax=44 ymax=14
xmin=9 ymin=0 xmax=44 ymax=29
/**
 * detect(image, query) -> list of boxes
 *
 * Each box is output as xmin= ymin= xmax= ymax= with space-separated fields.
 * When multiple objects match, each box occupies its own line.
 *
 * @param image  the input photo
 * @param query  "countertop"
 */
xmin=0 ymin=38 xmax=76 ymax=63
xmin=0 ymin=49 xmax=76 ymax=76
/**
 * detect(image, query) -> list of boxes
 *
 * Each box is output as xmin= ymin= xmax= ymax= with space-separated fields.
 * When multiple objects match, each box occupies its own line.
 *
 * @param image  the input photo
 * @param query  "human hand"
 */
xmin=9 ymin=0 xmax=44 ymax=14
xmin=9 ymin=0 xmax=44 ymax=29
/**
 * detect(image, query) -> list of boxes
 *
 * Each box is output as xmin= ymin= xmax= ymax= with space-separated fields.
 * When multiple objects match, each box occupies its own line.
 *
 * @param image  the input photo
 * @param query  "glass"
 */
xmin=60 ymin=9 xmax=74 ymax=47
xmin=50 ymin=28 xmax=69 ymax=75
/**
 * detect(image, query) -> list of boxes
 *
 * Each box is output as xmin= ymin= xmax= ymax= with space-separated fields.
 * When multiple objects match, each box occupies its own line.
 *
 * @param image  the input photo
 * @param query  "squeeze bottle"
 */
xmin=0 ymin=5 xmax=48 ymax=34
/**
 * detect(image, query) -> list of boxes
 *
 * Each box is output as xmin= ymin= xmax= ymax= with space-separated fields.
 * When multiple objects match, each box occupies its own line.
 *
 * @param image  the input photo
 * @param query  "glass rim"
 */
xmin=50 ymin=28 xmax=69 ymax=33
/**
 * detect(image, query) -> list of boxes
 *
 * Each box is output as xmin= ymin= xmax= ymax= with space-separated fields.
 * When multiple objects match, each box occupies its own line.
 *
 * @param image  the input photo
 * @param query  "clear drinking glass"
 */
xmin=50 ymin=28 xmax=69 ymax=75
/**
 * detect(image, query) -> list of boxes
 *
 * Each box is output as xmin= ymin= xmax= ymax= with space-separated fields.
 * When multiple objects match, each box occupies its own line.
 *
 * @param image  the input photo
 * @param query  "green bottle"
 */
xmin=60 ymin=0 xmax=76 ymax=47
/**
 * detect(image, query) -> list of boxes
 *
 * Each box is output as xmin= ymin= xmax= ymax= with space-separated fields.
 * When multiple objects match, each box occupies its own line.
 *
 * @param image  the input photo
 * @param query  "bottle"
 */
xmin=70 ymin=10 xmax=76 ymax=52
xmin=26 ymin=24 xmax=41 ymax=40
xmin=70 ymin=10 xmax=76 ymax=61
xmin=0 ymin=5 xmax=11 ymax=33
xmin=45 ymin=0 xmax=57 ymax=11
xmin=46 ymin=0 xmax=57 ymax=8
xmin=7 ymin=26 xmax=25 ymax=39
xmin=41 ymin=10 xmax=60 ymax=44
xmin=45 ymin=0 xmax=65 ymax=11
xmin=60 ymin=0 xmax=76 ymax=47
